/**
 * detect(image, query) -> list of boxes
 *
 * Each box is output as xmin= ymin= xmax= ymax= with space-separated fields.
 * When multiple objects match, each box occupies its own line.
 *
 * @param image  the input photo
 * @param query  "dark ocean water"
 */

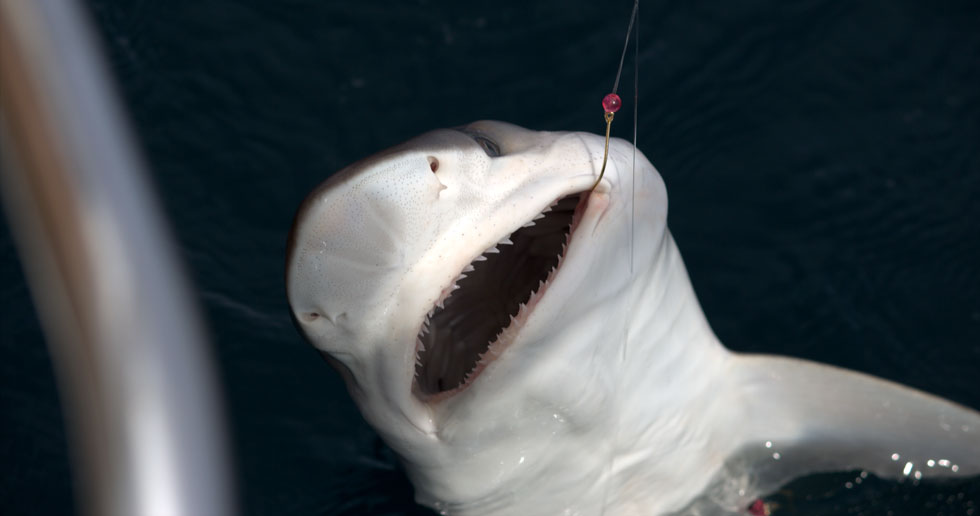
xmin=1 ymin=1 xmax=979 ymax=515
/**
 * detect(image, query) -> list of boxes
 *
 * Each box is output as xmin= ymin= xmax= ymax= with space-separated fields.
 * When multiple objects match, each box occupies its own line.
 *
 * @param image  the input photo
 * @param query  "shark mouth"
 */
xmin=414 ymin=191 xmax=589 ymax=399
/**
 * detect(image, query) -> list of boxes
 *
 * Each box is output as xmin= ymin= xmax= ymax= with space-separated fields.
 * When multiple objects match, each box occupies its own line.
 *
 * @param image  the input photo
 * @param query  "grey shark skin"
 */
xmin=286 ymin=121 xmax=980 ymax=515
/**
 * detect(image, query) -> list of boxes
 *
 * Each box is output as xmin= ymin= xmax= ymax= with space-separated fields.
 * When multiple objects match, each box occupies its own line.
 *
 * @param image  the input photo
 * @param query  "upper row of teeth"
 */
xmin=415 ymin=199 xmax=567 ymax=371
xmin=466 ymin=199 xmax=556 ymax=261
xmin=451 ymin=197 xmax=558 ymax=288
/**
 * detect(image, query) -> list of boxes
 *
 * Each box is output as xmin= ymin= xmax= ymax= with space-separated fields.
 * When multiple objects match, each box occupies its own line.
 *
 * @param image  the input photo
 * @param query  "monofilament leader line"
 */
xmin=590 ymin=0 xmax=639 ymax=192
xmin=598 ymin=7 xmax=641 ymax=514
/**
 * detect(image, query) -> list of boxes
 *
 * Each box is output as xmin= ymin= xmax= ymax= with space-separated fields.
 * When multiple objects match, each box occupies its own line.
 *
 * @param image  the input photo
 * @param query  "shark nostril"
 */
xmin=428 ymin=156 xmax=439 ymax=173
xmin=305 ymin=312 xmax=320 ymax=322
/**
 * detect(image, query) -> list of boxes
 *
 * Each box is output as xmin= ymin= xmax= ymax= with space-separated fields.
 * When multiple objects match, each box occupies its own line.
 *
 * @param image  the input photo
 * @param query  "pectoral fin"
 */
xmin=730 ymin=355 xmax=978 ymax=500
xmin=680 ymin=354 xmax=979 ymax=515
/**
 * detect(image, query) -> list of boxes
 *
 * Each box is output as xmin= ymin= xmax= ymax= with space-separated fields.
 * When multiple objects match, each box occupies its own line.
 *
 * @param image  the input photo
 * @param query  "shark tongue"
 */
xmin=414 ymin=193 xmax=583 ymax=397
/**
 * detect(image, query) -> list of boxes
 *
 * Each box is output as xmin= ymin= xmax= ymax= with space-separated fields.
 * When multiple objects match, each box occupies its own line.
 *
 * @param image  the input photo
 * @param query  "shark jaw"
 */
xmin=413 ymin=190 xmax=593 ymax=402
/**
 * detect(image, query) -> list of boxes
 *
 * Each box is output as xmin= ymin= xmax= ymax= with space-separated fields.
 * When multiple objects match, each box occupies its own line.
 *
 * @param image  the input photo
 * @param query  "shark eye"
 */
xmin=473 ymin=136 xmax=501 ymax=157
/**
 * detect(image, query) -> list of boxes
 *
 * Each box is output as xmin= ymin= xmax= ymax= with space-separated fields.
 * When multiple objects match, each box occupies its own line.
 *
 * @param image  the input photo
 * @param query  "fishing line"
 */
xmin=611 ymin=0 xmax=638 ymax=95
xmin=597 ymin=3 xmax=640 ymax=515
xmin=590 ymin=0 xmax=638 ymax=193
xmin=631 ymin=0 xmax=638 ymax=277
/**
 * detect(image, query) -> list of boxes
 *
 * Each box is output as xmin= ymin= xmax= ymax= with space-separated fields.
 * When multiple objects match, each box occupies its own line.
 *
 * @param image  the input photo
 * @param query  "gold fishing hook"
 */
xmin=592 ymin=110 xmax=615 ymax=191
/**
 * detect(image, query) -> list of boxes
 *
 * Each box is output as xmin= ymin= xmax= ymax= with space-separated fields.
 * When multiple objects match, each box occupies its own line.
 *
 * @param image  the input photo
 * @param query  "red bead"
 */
xmin=602 ymin=93 xmax=622 ymax=113
xmin=748 ymin=500 xmax=768 ymax=516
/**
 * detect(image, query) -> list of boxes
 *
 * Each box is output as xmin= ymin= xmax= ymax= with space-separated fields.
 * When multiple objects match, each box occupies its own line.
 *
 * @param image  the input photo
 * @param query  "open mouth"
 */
xmin=413 ymin=191 xmax=590 ymax=399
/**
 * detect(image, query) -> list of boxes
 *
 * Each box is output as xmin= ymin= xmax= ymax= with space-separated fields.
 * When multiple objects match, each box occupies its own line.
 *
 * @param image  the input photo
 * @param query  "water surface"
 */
xmin=1 ymin=1 xmax=978 ymax=514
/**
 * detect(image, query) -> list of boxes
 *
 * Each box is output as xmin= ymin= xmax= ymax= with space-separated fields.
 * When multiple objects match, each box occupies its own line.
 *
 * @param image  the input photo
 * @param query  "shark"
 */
xmin=285 ymin=121 xmax=980 ymax=515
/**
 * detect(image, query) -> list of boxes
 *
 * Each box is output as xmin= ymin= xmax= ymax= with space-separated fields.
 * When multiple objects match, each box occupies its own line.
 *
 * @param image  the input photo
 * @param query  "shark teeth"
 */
xmin=415 ymin=339 xmax=425 ymax=366
xmin=415 ymin=191 xmax=585 ymax=397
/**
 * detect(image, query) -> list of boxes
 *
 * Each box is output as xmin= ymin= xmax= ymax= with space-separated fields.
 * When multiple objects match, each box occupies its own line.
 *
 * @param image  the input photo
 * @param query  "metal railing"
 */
xmin=0 ymin=1 xmax=236 ymax=515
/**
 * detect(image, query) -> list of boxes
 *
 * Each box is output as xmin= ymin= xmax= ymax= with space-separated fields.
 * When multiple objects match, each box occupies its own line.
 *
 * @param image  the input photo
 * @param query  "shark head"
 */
xmin=286 ymin=120 xmax=667 ymax=512
xmin=287 ymin=121 xmax=980 ymax=515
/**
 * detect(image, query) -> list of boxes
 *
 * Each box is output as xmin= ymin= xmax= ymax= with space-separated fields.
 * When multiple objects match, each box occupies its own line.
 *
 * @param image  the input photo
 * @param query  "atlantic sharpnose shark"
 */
xmin=285 ymin=121 xmax=980 ymax=515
